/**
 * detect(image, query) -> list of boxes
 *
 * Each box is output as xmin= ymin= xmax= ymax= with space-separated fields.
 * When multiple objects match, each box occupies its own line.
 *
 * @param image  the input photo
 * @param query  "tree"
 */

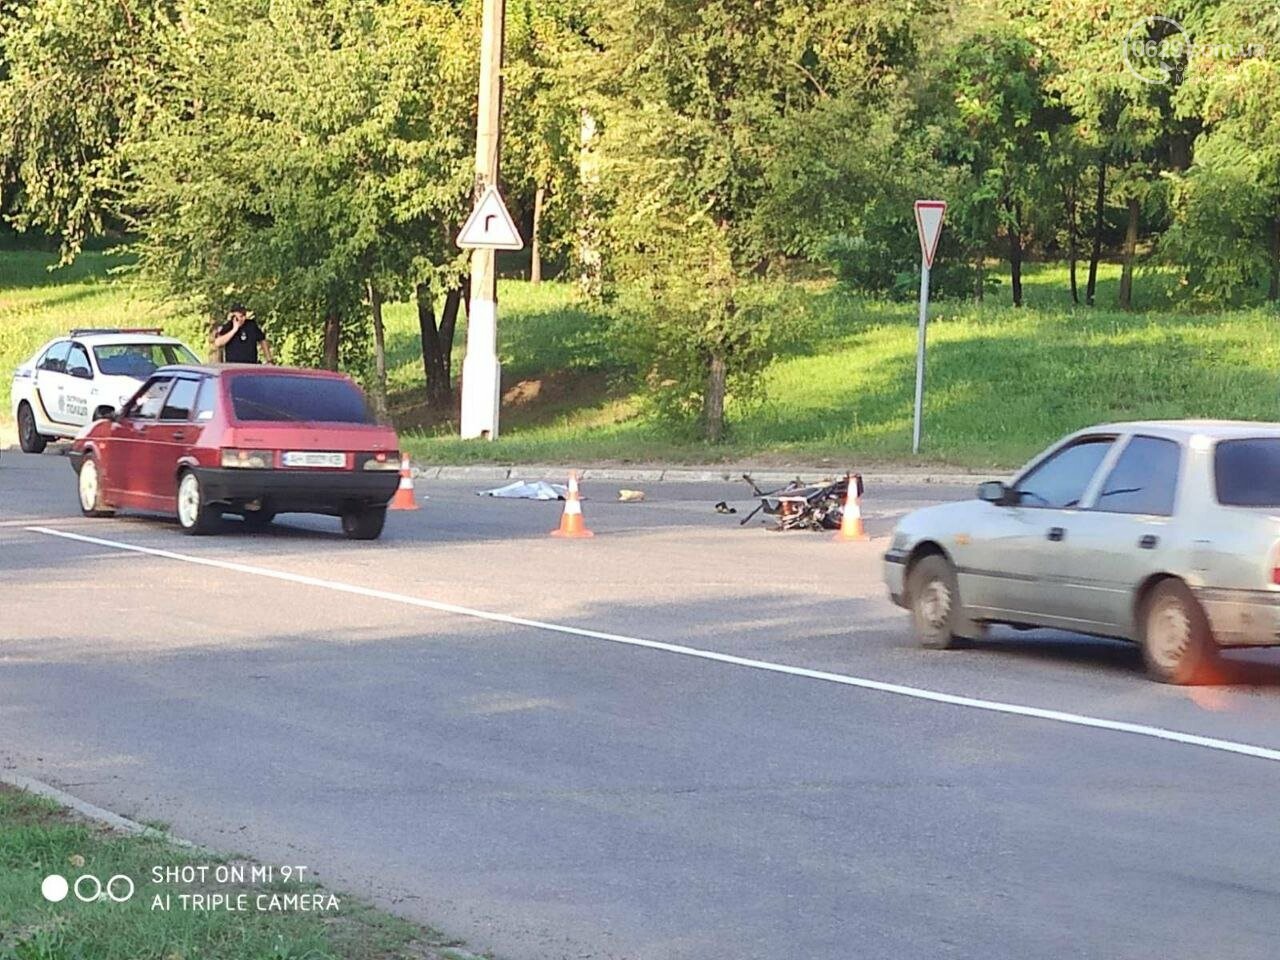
xmin=0 ymin=0 xmax=169 ymax=259
xmin=925 ymin=23 xmax=1065 ymax=306
xmin=1020 ymin=0 xmax=1201 ymax=308
xmin=1164 ymin=0 xmax=1280 ymax=302
xmin=131 ymin=0 xmax=477 ymax=382
xmin=502 ymin=0 xmax=593 ymax=283
xmin=595 ymin=0 xmax=923 ymax=441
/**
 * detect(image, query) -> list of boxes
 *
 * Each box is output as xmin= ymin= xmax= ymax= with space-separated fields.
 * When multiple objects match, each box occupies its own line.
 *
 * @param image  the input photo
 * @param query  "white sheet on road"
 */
xmin=478 ymin=480 xmax=569 ymax=500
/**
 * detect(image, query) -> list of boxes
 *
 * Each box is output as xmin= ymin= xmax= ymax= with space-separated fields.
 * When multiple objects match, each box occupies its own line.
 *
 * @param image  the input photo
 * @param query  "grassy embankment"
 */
xmin=0 ymin=784 xmax=474 ymax=959
xmin=3 ymin=244 xmax=1278 ymax=469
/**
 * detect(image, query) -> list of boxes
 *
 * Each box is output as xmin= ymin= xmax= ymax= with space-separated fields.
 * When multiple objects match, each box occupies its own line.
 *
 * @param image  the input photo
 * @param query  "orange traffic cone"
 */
xmin=551 ymin=471 xmax=594 ymax=538
xmin=389 ymin=454 xmax=419 ymax=511
xmin=834 ymin=473 xmax=868 ymax=541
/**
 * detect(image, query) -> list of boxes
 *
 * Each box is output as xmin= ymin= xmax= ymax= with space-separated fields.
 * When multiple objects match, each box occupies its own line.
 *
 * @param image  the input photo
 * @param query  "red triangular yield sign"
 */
xmin=915 ymin=200 xmax=946 ymax=267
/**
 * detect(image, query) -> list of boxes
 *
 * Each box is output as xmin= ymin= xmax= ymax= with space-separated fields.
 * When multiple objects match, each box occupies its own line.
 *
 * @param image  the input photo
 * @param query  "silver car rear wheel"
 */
xmin=1141 ymin=580 xmax=1218 ymax=684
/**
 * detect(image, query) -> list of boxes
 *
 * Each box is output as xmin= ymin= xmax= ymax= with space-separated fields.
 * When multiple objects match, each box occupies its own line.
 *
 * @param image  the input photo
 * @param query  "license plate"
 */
xmin=282 ymin=451 xmax=346 ymax=469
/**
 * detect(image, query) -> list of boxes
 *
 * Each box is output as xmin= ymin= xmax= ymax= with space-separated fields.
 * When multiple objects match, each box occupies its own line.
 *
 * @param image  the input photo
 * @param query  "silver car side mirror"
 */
xmin=977 ymin=480 xmax=1012 ymax=505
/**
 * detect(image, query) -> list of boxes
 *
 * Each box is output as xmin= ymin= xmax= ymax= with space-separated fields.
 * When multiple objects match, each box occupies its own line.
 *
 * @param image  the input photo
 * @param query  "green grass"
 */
xmin=0 ymin=785 xmax=463 ymax=960
xmin=4 ymin=243 xmax=1279 ymax=469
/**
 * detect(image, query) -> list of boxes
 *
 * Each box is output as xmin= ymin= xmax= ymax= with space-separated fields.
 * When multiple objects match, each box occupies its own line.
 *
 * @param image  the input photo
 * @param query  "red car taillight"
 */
xmin=361 ymin=450 xmax=401 ymax=471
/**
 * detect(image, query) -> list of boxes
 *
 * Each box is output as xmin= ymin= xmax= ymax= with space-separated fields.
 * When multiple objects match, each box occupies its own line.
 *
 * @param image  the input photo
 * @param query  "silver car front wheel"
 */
xmin=908 ymin=555 xmax=967 ymax=650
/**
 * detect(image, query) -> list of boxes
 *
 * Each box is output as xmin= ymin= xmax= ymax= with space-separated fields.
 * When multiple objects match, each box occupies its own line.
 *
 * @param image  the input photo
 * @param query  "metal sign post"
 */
xmin=912 ymin=200 xmax=946 ymax=455
xmin=913 ymin=260 xmax=930 ymax=455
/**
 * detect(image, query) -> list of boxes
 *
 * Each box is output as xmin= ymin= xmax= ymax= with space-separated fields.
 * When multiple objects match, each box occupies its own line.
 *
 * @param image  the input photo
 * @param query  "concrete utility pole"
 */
xmin=460 ymin=0 xmax=506 ymax=440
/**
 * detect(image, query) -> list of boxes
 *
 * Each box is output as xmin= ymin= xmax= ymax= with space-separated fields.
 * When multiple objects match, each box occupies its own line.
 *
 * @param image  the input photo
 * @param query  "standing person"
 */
xmin=213 ymin=304 xmax=274 ymax=364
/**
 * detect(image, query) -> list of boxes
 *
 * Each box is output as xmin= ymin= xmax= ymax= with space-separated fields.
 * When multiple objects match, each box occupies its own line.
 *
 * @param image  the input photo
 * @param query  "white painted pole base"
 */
xmin=460 ymin=354 xmax=501 ymax=440
xmin=460 ymin=297 xmax=501 ymax=440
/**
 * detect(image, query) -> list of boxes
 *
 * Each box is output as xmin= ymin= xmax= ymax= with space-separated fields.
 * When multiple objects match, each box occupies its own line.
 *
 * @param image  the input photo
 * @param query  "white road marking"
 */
xmin=27 ymin=525 xmax=1280 ymax=765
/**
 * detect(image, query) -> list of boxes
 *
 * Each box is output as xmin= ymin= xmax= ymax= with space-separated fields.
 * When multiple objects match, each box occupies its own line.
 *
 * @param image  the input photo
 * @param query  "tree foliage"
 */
xmin=0 ymin=0 xmax=170 ymax=259
xmin=595 ymin=0 xmax=926 ymax=439
xmin=130 ymin=0 xmax=479 ymax=368
xmin=4 ymin=0 xmax=1280 ymax=440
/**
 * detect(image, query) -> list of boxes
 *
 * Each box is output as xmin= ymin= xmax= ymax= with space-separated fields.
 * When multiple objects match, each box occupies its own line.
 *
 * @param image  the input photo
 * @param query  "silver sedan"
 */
xmin=884 ymin=421 xmax=1280 ymax=683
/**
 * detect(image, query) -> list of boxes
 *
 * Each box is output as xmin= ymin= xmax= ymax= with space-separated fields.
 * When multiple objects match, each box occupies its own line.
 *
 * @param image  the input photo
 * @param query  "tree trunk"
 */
xmin=323 ymin=313 xmax=340 ymax=371
xmin=1270 ymin=216 xmax=1280 ymax=303
xmin=417 ymin=283 xmax=450 ymax=409
xmin=1118 ymin=196 xmax=1139 ymax=310
xmin=530 ymin=186 xmax=545 ymax=284
xmin=1087 ymin=161 xmax=1107 ymax=306
xmin=1067 ymin=185 xmax=1079 ymax=305
xmin=208 ymin=316 xmax=223 ymax=364
xmin=702 ymin=351 xmax=727 ymax=443
xmin=974 ymin=257 xmax=985 ymax=302
xmin=1006 ymin=199 xmax=1024 ymax=308
xmin=368 ymin=280 xmax=388 ymax=419
xmin=439 ymin=283 xmax=464 ymax=388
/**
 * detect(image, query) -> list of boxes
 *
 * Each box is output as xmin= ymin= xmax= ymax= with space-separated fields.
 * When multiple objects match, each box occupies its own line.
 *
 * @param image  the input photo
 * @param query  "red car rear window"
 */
xmin=228 ymin=375 xmax=375 ymax=424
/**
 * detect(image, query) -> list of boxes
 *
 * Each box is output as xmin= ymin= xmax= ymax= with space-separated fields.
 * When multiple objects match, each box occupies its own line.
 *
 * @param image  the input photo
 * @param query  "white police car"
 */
xmin=11 ymin=328 xmax=201 ymax=453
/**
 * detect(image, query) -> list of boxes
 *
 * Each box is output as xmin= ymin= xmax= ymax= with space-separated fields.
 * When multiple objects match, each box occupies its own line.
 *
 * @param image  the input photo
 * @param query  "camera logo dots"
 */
xmin=41 ymin=872 xmax=135 ymax=904
xmin=42 ymin=874 xmax=69 ymax=903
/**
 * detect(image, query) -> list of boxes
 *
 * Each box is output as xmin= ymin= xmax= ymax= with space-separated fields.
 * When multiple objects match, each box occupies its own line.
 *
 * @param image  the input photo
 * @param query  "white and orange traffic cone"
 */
xmin=389 ymin=454 xmax=420 ymax=511
xmin=551 ymin=471 xmax=593 ymax=538
xmin=834 ymin=473 xmax=868 ymax=541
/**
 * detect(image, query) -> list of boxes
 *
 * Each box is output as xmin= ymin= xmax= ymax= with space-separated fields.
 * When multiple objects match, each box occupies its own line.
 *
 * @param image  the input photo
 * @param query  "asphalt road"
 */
xmin=3 ymin=447 xmax=1280 ymax=959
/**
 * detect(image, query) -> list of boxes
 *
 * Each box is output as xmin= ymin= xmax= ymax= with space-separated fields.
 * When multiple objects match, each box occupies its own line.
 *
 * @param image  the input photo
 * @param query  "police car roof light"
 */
xmin=69 ymin=327 xmax=164 ymax=337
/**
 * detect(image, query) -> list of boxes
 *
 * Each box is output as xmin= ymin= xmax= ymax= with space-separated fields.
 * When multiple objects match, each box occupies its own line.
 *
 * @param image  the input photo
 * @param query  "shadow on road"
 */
xmin=971 ymin=629 xmax=1280 ymax=688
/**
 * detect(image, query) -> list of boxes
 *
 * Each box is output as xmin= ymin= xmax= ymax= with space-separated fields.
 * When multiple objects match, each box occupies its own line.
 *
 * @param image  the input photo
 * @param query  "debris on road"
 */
xmin=714 ymin=501 xmax=737 ymax=515
xmin=478 ymin=480 xmax=569 ymax=500
xmin=736 ymin=474 xmax=862 ymax=532
xmin=618 ymin=489 xmax=646 ymax=502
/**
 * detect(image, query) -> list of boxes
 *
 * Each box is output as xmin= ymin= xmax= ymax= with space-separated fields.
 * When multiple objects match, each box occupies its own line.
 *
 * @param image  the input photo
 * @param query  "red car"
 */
xmin=69 ymin=364 xmax=403 ymax=539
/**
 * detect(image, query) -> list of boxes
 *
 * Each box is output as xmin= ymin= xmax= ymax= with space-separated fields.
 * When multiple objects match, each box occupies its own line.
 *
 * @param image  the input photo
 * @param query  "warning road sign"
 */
xmin=457 ymin=186 xmax=524 ymax=251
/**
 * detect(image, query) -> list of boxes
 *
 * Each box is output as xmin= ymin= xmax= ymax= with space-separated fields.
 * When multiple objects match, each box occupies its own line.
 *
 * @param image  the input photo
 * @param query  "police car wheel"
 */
xmin=18 ymin=403 xmax=47 ymax=454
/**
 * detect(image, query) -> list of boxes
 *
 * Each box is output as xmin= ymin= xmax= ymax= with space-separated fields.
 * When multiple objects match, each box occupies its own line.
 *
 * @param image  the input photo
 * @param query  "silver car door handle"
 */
xmin=1047 ymin=526 xmax=1066 ymax=542
xmin=1139 ymin=534 xmax=1158 ymax=549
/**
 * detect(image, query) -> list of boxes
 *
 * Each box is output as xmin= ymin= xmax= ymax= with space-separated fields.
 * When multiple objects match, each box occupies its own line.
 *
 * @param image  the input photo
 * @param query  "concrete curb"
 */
xmin=415 ymin=464 xmax=1003 ymax=486
xmin=1 ymin=771 xmax=205 ymax=852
